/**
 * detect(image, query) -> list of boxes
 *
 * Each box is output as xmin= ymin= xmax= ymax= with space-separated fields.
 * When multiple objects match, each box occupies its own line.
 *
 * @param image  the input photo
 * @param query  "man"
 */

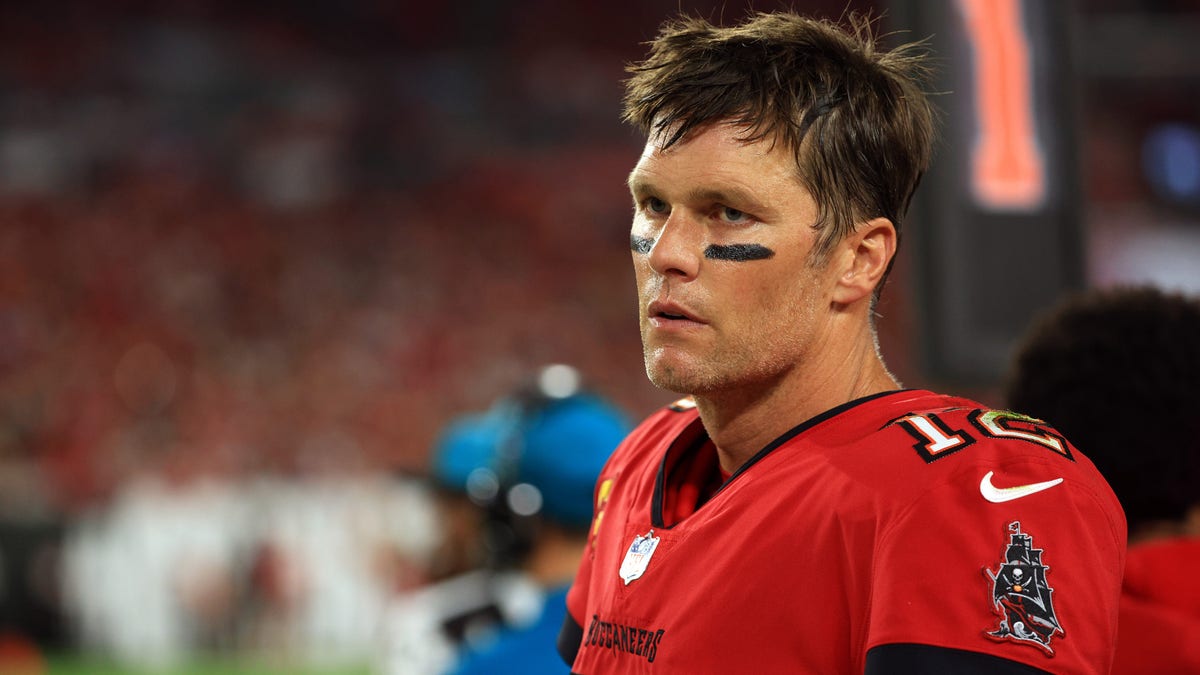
xmin=558 ymin=11 xmax=1125 ymax=674
xmin=384 ymin=365 xmax=630 ymax=675
xmin=448 ymin=365 xmax=632 ymax=674
xmin=1006 ymin=286 xmax=1200 ymax=674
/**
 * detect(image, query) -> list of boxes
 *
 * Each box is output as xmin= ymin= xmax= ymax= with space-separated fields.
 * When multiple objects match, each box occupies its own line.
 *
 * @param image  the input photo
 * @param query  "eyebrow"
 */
xmin=685 ymin=188 xmax=771 ymax=216
xmin=627 ymin=175 xmax=774 ymax=218
xmin=626 ymin=173 xmax=654 ymax=199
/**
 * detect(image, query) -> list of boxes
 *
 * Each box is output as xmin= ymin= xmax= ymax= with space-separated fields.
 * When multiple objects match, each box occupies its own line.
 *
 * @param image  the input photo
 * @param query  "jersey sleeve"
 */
xmin=562 ymin=444 xmax=623 ymax=666
xmin=865 ymin=643 xmax=1053 ymax=674
xmin=864 ymin=440 xmax=1125 ymax=674
xmin=562 ymin=529 xmax=594 ymax=661
xmin=563 ymin=408 xmax=673 ymax=640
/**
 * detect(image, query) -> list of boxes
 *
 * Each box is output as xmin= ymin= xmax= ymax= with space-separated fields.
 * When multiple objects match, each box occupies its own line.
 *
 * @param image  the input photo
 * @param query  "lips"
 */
xmin=647 ymin=300 xmax=704 ymax=324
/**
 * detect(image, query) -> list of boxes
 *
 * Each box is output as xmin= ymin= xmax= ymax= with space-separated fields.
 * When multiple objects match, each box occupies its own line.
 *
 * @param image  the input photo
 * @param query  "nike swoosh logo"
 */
xmin=979 ymin=471 xmax=1063 ymax=503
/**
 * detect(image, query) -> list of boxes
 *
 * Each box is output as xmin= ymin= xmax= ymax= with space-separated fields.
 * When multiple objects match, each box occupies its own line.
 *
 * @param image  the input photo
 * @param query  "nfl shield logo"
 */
xmin=619 ymin=529 xmax=660 ymax=585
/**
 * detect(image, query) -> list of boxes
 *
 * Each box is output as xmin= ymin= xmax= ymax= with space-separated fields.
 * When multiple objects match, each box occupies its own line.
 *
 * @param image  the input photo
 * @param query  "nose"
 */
xmin=645 ymin=212 xmax=701 ymax=279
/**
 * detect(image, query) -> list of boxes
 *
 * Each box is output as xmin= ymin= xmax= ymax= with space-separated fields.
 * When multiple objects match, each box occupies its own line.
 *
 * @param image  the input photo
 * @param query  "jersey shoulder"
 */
xmin=599 ymin=397 xmax=700 ymax=475
xmin=853 ymin=394 xmax=1122 ymax=518
xmin=881 ymin=401 xmax=1079 ymax=466
xmin=823 ymin=391 xmax=1115 ymax=499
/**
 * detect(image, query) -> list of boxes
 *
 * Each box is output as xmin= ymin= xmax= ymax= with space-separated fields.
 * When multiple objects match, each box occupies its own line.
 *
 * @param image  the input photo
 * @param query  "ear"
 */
xmin=831 ymin=217 xmax=896 ymax=305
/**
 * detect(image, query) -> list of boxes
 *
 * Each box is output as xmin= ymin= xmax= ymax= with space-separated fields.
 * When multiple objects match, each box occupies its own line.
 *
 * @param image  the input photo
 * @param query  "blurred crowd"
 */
xmin=0 ymin=0 xmax=667 ymax=513
xmin=0 ymin=0 xmax=677 ymax=670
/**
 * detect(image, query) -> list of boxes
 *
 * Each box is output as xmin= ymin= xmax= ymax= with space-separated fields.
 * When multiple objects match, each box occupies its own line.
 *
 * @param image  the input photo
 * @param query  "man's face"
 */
xmin=628 ymin=122 xmax=839 ymax=395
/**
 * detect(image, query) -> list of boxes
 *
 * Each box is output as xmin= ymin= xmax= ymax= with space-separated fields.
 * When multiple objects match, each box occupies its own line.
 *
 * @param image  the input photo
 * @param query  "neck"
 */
xmin=694 ymin=319 xmax=899 ymax=475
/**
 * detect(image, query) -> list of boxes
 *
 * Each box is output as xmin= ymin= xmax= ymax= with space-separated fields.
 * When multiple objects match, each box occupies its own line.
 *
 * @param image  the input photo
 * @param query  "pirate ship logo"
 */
xmin=985 ymin=521 xmax=1063 ymax=654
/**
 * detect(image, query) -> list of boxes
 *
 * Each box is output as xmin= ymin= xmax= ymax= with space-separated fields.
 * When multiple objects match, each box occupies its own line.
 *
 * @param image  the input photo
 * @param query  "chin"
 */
xmin=644 ymin=352 xmax=716 ymax=394
xmin=646 ymin=369 xmax=694 ymax=394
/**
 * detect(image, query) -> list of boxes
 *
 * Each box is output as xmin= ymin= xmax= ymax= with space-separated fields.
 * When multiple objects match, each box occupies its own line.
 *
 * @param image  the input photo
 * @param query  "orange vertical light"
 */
xmin=957 ymin=0 xmax=1047 ymax=211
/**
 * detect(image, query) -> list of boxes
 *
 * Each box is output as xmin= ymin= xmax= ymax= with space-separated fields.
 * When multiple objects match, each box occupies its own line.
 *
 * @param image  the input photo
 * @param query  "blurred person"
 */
xmin=57 ymin=430 xmax=438 ymax=670
xmin=383 ymin=364 xmax=630 ymax=675
xmin=58 ymin=444 xmax=250 ymax=669
xmin=559 ymin=11 xmax=1126 ymax=674
xmin=239 ymin=448 xmax=439 ymax=667
xmin=1005 ymin=286 xmax=1200 ymax=674
xmin=381 ymin=408 xmax=504 ymax=675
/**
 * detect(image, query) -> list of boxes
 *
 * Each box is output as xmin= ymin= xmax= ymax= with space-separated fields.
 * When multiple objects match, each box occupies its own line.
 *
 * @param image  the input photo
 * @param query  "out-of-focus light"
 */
xmin=537 ymin=363 xmax=580 ymax=399
xmin=465 ymin=468 xmax=500 ymax=505
xmin=506 ymin=483 xmax=543 ymax=517
xmin=1143 ymin=123 xmax=1200 ymax=207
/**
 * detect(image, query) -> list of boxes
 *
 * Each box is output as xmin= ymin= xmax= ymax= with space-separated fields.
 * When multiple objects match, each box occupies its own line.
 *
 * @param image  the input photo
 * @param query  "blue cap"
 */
xmin=431 ymin=410 xmax=506 ymax=494
xmin=515 ymin=394 xmax=631 ymax=529
xmin=430 ymin=392 xmax=631 ymax=529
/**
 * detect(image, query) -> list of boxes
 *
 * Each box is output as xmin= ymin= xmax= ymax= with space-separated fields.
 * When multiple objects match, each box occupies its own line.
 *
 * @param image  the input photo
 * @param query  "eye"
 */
xmin=646 ymin=197 xmax=669 ymax=215
xmin=719 ymin=206 xmax=752 ymax=224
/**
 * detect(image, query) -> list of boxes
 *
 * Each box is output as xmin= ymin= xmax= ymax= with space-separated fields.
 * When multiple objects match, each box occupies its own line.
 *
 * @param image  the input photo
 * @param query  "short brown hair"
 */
xmin=624 ymin=12 xmax=935 ymax=278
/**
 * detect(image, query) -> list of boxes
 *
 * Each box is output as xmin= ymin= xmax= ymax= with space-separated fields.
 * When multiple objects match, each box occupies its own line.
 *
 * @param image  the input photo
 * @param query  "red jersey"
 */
xmin=1112 ymin=538 xmax=1200 ymax=674
xmin=564 ymin=390 xmax=1125 ymax=674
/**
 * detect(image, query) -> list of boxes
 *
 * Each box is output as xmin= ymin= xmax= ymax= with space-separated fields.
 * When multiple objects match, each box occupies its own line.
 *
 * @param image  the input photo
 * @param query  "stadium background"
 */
xmin=0 ymin=0 xmax=1196 ymax=672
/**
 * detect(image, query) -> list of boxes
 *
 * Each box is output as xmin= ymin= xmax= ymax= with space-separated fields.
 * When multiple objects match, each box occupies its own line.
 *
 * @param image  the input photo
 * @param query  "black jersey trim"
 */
xmin=651 ymin=427 xmax=710 ymax=528
xmin=730 ymin=389 xmax=910 ymax=479
xmin=557 ymin=611 xmax=584 ymax=666
xmin=650 ymin=389 xmax=910 ymax=529
xmin=865 ymin=643 xmax=1052 ymax=674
